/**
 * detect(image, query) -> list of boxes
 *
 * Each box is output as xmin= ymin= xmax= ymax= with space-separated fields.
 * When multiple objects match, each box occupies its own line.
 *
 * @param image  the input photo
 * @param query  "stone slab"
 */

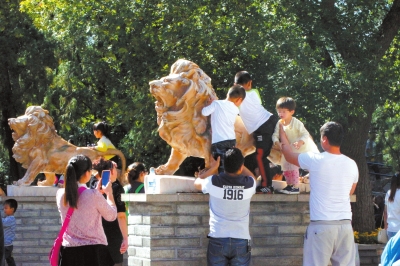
xmin=299 ymin=183 xmax=310 ymax=192
xmin=144 ymin=175 xmax=200 ymax=194
xmin=7 ymin=185 xmax=59 ymax=197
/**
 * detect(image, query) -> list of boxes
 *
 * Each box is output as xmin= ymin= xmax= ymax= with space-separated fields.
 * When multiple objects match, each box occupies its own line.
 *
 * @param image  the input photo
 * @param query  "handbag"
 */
xmin=49 ymin=187 xmax=86 ymax=266
xmin=377 ymin=211 xmax=388 ymax=244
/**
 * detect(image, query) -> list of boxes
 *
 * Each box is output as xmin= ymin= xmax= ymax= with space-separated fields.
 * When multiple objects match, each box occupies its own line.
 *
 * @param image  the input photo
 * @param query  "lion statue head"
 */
xmin=9 ymin=106 xmax=57 ymax=168
xmin=9 ymin=106 xmax=127 ymax=186
xmin=149 ymin=59 xmax=260 ymax=175
xmin=149 ymin=60 xmax=220 ymax=174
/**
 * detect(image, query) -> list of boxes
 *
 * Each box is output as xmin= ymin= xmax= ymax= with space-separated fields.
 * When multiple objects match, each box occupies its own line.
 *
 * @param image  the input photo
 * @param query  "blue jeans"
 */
xmin=207 ymin=237 xmax=251 ymax=266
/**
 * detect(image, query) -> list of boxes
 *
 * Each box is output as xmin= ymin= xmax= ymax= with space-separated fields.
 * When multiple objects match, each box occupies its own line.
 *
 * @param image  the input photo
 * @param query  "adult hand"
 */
xmin=97 ymin=178 xmax=112 ymax=195
xmin=197 ymin=156 xmax=220 ymax=179
xmin=120 ymin=238 xmax=128 ymax=254
xmin=103 ymin=180 xmax=113 ymax=196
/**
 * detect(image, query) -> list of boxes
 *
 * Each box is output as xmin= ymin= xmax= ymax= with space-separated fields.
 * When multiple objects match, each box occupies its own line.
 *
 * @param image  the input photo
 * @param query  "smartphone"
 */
xmin=101 ymin=170 xmax=111 ymax=186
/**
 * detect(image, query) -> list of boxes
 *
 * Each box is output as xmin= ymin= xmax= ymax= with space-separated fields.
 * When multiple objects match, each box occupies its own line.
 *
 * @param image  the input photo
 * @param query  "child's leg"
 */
xmin=5 ymin=245 xmax=16 ymax=266
xmin=283 ymin=170 xmax=294 ymax=185
xmin=283 ymin=169 xmax=300 ymax=186
xmin=254 ymin=115 xmax=279 ymax=188
xmin=211 ymin=140 xmax=236 ymax=173
xmin=256 ymin=148 xmax=269 ymax=187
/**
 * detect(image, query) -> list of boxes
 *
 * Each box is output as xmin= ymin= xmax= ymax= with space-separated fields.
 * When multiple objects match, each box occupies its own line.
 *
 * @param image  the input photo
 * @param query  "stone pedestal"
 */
xmin=358 ymin=244 xmax=384 ymax=266
xmin=122 ymin=193 xmax=313 ymax=266
xmin=144 ymin=175 xmax=199 ymax=194
xmin=7 ymin=185 xmax=59 ymax=196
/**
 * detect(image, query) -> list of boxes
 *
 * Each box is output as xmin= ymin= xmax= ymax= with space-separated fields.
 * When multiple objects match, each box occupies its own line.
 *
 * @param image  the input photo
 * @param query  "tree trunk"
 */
xmin=341 ymin=114 xmax=375 ymax=232
xmin=0 ymin=61 xmax=20 ymax=183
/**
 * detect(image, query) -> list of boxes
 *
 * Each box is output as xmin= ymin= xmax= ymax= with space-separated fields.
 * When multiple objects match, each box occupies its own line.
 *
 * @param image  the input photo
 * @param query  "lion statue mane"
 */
xmin=149 ymin=59 xmax=280 ymax=175
xmin=9 ymin=106 xmax=126 ymax=186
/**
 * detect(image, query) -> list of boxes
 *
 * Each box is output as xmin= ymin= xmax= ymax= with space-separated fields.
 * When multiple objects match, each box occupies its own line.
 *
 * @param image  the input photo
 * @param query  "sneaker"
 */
xmin=256 ymin=186 xmax=274 ymax=194
xmin=280 ymin=185 xmax=300 ymax=195
xmin=279 ymin=185 xmax=292 ymax=194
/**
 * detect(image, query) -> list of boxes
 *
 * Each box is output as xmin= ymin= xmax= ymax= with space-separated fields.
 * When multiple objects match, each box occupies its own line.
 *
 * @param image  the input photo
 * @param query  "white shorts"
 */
xmin=303 ymin=220 xmax=355 ymax=266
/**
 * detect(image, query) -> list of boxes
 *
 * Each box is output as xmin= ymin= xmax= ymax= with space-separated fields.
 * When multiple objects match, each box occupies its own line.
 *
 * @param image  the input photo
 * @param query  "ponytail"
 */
xmin=388 ymin=172 xmax=400 ymax=202
xmin=64 ymin=164 xmax=79 ymax=208
xmin=64 ymin=155 xmax=92 ymax=208
xmin=127 ymin=162 xmax=146 ymax=187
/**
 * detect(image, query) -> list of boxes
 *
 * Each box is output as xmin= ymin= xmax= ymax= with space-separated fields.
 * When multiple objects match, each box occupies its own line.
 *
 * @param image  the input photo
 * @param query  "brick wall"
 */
xmin=0 ymin=196 xmax=129 ymax=266
xmin=1 ymin=193 xmax=358 ymax=266
xmin=122 ymin=193 xmax=312 ymax=266
xmin=0 ymin=196 xmax=59 ymax=266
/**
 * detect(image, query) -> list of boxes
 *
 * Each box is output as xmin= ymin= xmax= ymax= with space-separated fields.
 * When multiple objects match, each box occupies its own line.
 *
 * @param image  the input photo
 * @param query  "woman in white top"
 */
xmin=385 ymin=172 xmax=400 ymax=240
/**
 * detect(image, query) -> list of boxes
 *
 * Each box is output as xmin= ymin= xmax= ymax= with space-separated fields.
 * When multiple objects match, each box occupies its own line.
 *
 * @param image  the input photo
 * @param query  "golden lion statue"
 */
xmin=8 ymin=106 xmax=126 ymax=186
xmin=149 ymin=59 xmax=280 ymax=175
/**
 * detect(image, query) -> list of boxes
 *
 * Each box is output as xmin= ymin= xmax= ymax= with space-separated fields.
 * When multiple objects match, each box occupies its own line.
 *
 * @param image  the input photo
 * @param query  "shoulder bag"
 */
xmin=49 ymin=186 xmax=86 ymax=266
xmin=377 ymin=211 xmax=388 ymax=244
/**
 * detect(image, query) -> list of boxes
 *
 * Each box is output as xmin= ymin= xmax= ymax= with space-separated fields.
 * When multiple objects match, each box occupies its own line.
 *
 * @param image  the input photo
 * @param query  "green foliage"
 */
xmin=0 ymin=0 xmax=56 ymax=182
xmin=372 ymin=98 xmax=400 ymax=170
xmin=0 ymin=143 xmax=10 ymax=187
xmin=12 ymin=0 xmax=400 ymax=232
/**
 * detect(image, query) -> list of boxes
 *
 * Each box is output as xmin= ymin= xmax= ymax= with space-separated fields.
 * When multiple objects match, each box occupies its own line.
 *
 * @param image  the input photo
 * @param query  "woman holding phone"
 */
xmin=56 ymin=155 xmax=117 ymax=266
xmin=92 ymin=158 xmax=128 ymax=266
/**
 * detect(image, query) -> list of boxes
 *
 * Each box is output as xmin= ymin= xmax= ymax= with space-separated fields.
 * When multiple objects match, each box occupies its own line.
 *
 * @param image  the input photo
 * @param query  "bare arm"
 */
xmin=279 ymin=123 xmax=300 ymax=167
xmin=117 ymin=212 xmax=128 ymax=254
xmin=349 ymin=183 xmax=357 ymax=195
xmin=95 ymin=179 xmax=117 ymax=221
xmin=198 ymin=156 xmax=220 ymax=179
xmin=241 ymin=166 xmax=256 ymax=181
xmin=271 ymin=120 xmax=281 ymax=144
xmin=194 ymin=177 xmax=203 ymax=191
xmin=194 ymin=156 xmax=220 ymax=190
xmin=384 ymin=205 xmax=388 ymax=229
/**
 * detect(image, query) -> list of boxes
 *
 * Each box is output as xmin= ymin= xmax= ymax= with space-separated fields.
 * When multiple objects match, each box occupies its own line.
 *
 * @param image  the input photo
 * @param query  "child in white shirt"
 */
xmin=202 ymin=85 xmax=246 ymax=173
xmin=272 ymin=97 xmax=319 ymax=194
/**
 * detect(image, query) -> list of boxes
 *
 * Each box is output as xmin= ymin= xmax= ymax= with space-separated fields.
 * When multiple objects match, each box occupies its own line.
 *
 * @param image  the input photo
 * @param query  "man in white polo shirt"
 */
xmin=279 ymin=121 xmax=358 ymax=266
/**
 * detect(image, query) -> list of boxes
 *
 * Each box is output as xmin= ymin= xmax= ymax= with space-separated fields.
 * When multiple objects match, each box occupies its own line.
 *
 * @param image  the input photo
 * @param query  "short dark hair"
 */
xmin=93 ymin=121 xmax=110 ymax=138
xmin=224 ymin=148 xmax=244 ymax=173
xmin=276 ymin=97 xmax=296 ymax=111
xmin=228 ymin=85 xmax=246 ymax=100
xmin=92 ymin=157 xmax=115 ymax=177
xmin=4 ymin=199 xmax=18 ymax=213
xmin=320 ymin=122 xmax=344 ymax=147
xmin=234 ymin=71 xmax=252 ymax=85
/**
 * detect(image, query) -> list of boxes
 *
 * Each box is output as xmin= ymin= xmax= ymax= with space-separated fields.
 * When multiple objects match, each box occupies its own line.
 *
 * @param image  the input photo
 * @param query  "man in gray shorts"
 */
xmin=279 ymin=121 xmax=358 ymax=266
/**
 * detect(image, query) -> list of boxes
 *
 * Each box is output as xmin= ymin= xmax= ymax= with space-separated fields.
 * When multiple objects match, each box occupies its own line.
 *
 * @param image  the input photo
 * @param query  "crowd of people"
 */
xmin=195 ymin=71 xmax=359 ymax=266
xmin=2 ymin=71 xmax=399 ymax=266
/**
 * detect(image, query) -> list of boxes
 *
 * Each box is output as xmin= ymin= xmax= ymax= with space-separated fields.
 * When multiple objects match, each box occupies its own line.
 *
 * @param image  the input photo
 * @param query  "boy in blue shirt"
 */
xmin=3 ymin=199 xmax=17 ymax=266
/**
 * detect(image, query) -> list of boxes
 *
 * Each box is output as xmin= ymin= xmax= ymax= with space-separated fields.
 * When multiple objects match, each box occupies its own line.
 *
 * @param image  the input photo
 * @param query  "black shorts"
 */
xmin=60 ymin=244 xmax=109 ymax=266
xmin=253 ymin=115 xmax=278 ymax=156
xmin=105 ymin=237 xmax=123 ymax=264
